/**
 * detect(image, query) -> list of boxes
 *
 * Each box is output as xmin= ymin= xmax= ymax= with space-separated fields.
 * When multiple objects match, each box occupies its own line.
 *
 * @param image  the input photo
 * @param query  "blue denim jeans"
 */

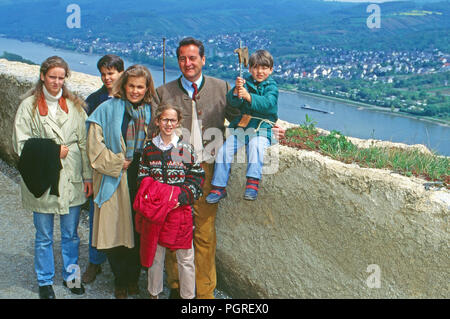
xmin=88 ymin=198 xmax=107 ymax=265
xmin=212 ymin=134 xmax=270 ymax=187
xmin=33 ymin=206 xmax=81 ymax=286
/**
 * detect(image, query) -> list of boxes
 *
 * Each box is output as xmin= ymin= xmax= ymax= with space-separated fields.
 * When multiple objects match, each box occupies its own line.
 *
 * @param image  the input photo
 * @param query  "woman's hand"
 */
xmin=84 ymin=181 xmax=93 ymax=197
xmin=123 ymin=159 xmax=132 ymax=170
xmin=60 ymin=145 xmax=69 ymax=159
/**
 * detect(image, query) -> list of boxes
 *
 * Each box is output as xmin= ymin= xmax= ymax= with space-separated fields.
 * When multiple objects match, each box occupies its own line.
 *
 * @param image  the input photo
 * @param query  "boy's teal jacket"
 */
xmin=226 ymin=74 xmax=278 ymax=141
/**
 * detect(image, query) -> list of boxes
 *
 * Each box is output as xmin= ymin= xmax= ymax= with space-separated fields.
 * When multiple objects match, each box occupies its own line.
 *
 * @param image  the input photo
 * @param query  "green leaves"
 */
xmin=300 ymin=114 xmax=318 ymax=134
xmin=281 ymin=125 xmax=449 ymax=188
xmin=317 ymin=130 xmax=357 ymax=155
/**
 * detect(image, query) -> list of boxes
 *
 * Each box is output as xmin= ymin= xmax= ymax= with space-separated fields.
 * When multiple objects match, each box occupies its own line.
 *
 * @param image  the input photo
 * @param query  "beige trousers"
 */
xmin=148 ymin=243 xmax=195 ymax=299
xmin=165 ymin=162 xmax=218 ymax=299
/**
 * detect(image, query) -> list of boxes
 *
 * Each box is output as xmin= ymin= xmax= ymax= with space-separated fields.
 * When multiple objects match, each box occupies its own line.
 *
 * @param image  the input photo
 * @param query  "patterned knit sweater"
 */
xmin=137 ymin=138 xmax=205 ymax=206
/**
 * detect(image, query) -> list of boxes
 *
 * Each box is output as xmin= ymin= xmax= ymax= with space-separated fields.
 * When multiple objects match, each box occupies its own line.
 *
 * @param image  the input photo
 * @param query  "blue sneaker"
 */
xmin=244 ymin=178 xmax=259 ymax=201
xmin=205 ymin=187 xmax=227 ymax=204
xmin=244 ymin=188 xmax=258 ymax=201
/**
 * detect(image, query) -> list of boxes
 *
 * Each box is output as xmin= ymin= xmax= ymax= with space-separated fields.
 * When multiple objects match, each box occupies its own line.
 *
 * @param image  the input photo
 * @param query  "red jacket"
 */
xmin=134 ymin=177 xmax=193 ymax=267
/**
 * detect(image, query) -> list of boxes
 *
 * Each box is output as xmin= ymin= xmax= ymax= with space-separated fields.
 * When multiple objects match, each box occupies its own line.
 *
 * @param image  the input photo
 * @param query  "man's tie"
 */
xmin=192 ymin=83 xmax=198 ymax=101
xmin=190 ymin=82 xmax=203 ymax=161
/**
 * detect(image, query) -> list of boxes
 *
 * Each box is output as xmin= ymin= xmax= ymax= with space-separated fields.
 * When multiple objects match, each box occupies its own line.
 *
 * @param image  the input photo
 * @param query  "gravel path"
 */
xmin=0 ymin=159 xmax=229 ymax=299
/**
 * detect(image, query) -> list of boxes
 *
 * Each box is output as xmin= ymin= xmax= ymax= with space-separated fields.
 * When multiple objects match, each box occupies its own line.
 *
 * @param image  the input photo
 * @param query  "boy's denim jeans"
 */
xmin=88 ymin=198 xmax=107 ymax=265
xmin=33 ymin=206 xmax=81 ymax=286
xmin=212 ymin=134 xmax=270 ymax=187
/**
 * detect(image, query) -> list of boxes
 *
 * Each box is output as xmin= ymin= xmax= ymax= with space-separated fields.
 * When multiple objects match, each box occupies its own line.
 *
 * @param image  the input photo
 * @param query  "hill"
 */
xmin=0 ymin=0 xmax=448 ymax=121
xmin=0 ymin=0 xmax=448 ymax=52
xmin=0 ymin=0 xmax=344 ymax=40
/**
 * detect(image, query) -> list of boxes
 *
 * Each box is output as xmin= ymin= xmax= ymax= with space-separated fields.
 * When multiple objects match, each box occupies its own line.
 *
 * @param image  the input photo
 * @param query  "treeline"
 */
xmin=279 ymin=73 xmax=450 ymax=121
xmin=394 ymin=72 xmax=450 ymax=89
xmin=0 ymin=51 xmax=36 ymax=65
xmin=266 ymin=1 xmax=450 ymax=57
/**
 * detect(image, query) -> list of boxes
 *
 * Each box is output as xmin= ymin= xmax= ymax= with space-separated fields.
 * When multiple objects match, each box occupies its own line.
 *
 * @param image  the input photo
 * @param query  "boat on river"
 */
xmin=301 ymin=104 xmax=334 ymax=114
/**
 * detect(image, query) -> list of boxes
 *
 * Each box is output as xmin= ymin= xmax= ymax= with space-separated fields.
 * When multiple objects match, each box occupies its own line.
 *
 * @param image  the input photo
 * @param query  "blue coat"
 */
xmin=86 ymin=98 xmax=151 ymax=207
xmin=85 ymin=85 xmax=110 ymax=116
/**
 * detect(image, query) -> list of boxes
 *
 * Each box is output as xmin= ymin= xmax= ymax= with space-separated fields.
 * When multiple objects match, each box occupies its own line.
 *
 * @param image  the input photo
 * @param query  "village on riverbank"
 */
xmin=4 ymin=31 xmax=449 ymax=125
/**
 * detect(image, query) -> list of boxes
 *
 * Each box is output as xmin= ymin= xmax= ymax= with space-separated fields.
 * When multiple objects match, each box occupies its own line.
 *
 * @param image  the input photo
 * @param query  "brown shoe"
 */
xmin=81 ymin=263 xmax=102 ymax=284
xmin=128 ymin=283 xmax=140 ymax=296
xmin=114 ymin=286 xmax=128 ymax=299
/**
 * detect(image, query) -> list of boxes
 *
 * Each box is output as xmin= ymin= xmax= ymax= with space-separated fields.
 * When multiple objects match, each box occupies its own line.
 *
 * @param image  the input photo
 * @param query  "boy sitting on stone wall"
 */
xmin=206 ymin=49 xmax=278 ymax=202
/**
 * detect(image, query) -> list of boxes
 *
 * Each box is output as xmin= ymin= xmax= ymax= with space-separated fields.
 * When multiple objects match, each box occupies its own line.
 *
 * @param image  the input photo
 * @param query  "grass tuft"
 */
xmin=280 ymin=116 xmax=449 ymax=189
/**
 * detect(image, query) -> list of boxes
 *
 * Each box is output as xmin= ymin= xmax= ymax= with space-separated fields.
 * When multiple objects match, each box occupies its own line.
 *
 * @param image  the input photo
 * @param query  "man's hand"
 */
xmin=272 ymin=125 xmax=286 ymax=140
xmin=84 ymin=181 xmax=93 ymax=197
xmin=60 ymin=145 xmax=69 ymax=159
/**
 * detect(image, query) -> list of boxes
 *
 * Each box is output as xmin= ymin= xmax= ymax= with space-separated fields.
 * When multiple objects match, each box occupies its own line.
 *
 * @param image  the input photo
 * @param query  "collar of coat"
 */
xmin=176 ymin=75 xmax=205 ymax=96
xmin=38 ymin=93 xmax=68 ymax=116
xmin=244 ymin=74 xmax=275 ymax=91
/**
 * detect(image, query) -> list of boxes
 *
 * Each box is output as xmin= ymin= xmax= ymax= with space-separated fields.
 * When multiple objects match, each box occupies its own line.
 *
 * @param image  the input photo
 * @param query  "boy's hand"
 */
xmin=236 ymin=77 xmax=245 ymax=88
xmin=238 ymin=86 xmax=251 ymax=103
xmin=233 ymin=77 xmax=246 ymax=95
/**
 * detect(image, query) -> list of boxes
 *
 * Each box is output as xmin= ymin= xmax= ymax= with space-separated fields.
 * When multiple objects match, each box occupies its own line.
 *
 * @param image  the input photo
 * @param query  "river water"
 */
xmin=1 ymin=37 xmax=449 ymax=156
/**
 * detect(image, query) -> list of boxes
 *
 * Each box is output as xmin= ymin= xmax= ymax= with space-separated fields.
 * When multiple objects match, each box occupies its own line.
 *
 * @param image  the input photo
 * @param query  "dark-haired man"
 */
xmin=154 ymin=37 xmax=285 ymax=299
xmin=81 ymin=54 xmax=124 ymax=284
xmin=154 ymin=37 xmax=237 ymax=299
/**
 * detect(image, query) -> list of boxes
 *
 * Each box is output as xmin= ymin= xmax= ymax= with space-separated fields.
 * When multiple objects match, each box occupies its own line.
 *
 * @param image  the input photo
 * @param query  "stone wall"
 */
xmin=216 ymin=147 xmax=449 ymax=298
xmin=1 ymin=59 xmax=449 ymax=298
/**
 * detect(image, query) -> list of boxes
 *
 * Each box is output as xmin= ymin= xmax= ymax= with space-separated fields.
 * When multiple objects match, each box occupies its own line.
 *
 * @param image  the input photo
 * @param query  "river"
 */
xmin=1 ymin=37 xmax=449 ymax=156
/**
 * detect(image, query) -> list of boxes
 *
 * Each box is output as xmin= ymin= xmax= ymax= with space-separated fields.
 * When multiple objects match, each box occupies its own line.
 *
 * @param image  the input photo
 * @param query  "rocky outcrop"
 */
xmin=1 ymin=59 xmax=448 ymax=298
xmin=216 ymin=146 xmax=449 ymax=298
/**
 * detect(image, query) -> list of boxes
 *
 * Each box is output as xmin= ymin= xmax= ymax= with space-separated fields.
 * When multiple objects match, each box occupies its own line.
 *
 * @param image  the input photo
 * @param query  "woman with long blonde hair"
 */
xmin=12 ymin=56 xmax=92 ymax=299
xmin=86 ymin=64 xmax=156 ymax=298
